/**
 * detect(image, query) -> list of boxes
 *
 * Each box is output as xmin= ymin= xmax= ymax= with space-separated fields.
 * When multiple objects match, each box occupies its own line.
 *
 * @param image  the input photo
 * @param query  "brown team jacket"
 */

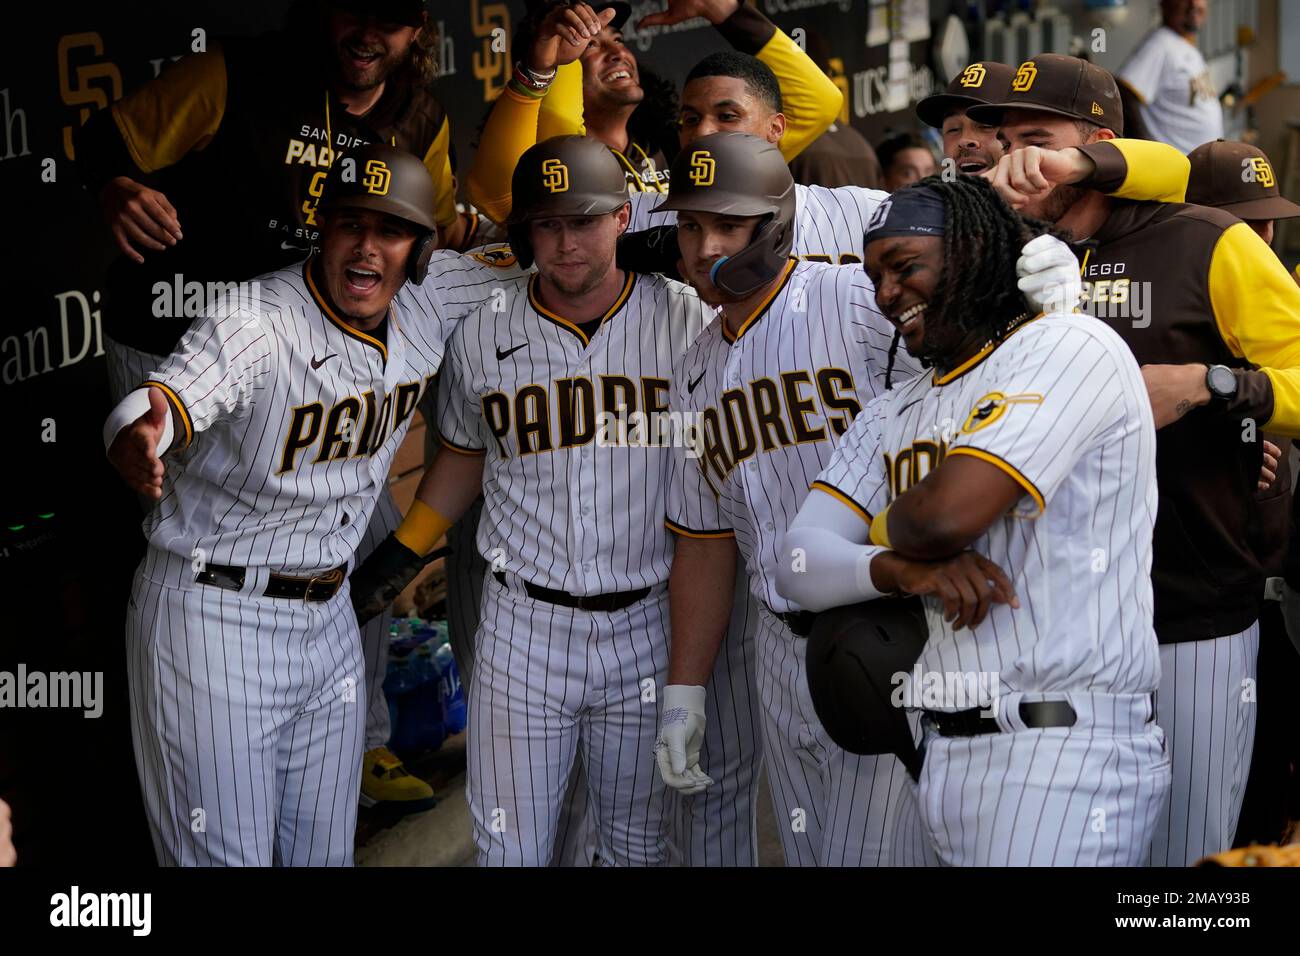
xmin=1074 ymin=182 xmax=1300 ymax=642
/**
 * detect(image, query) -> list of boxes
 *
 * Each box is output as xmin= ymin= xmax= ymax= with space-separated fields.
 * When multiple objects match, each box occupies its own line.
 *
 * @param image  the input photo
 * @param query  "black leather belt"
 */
xmin=492 ymin=571 xmax=650 ymax=612
xmin=195 ymin=562 xmax=347 ymax=602
xmin=769 ymin=607 xmax=816 ymax=637
xmin=924 ymin=700 xmax=1078 ymax=737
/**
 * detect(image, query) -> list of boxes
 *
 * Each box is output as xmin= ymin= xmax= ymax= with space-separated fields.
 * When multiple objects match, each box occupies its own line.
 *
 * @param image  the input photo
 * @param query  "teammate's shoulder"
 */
xmin=1012 ymin=311 xmax=1135 ymax=360
xmin=636 ymin=271 xmax=709 ymax=307
xmin=796 ymin=181 xmax=889 ymax=211
xmin=792 ymin=257 xmax=869 ymax=293
xmin=464 ymin=243 xmax=527 ymax=272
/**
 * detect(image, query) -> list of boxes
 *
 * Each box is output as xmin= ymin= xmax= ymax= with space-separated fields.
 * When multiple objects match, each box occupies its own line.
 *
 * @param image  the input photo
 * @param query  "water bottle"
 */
xmin=434 ymin=639 xmax=466 ymax=735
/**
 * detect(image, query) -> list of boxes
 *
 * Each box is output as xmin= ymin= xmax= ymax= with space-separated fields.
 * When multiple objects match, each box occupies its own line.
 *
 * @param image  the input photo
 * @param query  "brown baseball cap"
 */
xmin=1186 ymin=140 xmax=1300 ymax=221
xmin=915 ymin=61 xmax=1015 ymax=129
xmin=967 ymin=54 xmax=1123 ymax=136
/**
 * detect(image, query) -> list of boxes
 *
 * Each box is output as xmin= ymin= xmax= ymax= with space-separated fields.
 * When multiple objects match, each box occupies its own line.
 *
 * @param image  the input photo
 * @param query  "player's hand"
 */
xmin=882 ymin=551 xmax=1019 ymax=630
xmin=348 ymin=535 xmax=445 ymax=626
xmin=107 ymin=386 xmax=170 ymax=501
xmin=1140 ymin=363 xmax=1211 ymax=429
xmin=0 ymin=799 xmax=15 ymax=867
xmin=1016 ymin=233 xmax=1082 ymax=315
xmin=1260 ymin=439 xmax=1282 ymax=491
xmin=655 ymin=684 xmax=713 ymax=794
xmin=98 ymin=175 xmax=183 ymax=264
xmin=527 ymin=2 xmax=615 ymax=72
xmin=638 ymin=0 xmax=740 ymax=29
xmin=984 ymin=146 xmax=1092 ymax=211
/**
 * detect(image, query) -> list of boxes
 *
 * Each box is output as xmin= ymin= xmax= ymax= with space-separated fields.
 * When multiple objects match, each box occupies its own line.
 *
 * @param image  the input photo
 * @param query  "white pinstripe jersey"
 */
xmin=628 ymin=182 xmax=886 ymax=265
xmin=139 ymin=251 xmax=524 ymax=573
xmin=667 ymin=259 xmax=921 ymax=611
xmin=437 ymin=270 xmax=714 ymax=595
xmin=813 ymin=313 xmax=1162 ymax=706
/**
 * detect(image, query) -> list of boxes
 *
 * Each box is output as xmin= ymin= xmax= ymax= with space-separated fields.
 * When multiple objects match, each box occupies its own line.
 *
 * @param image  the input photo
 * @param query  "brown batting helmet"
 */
xmin=505 ymin=135 xmax=631 ymax=268
xmin=319 ymin=143 xmax=439 ymax=282
xmin=653 ymin=131 xmax=797 ymax=297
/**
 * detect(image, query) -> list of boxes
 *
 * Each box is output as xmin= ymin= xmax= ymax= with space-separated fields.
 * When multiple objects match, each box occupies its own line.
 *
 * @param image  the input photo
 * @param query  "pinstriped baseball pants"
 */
xmin=754 ymin=608 xmax=912 ymax=866
xmin=467 ymin=575 xmax=671 ymax=866
xmin=915 ymin=693 xmax=1170 ymax=866
xmin=1149 ymin=623 xmax=1260 ymax=866
xmin=126 ymin=550 xmax=365 ymax=866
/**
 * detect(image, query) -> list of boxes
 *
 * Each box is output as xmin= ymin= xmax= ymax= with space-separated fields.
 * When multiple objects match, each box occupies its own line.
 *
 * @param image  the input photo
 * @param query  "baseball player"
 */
xmin=915 ymin=61 xmax=1013 ymax=177
xmin=469 ymin=0 xmax=840 ymax=210
xmin=101 ymin=146 xmax=512 ymax=866
xmin=651 ymin=133 xmax=1079 ymax=867
xmin=970 ymin=54 xmax=1300 ymax=866
xmin=351 ymin=136 xmax=716 ymax=866
xmin=75 ymin=0 xmax=469 ymax=814
xmin=459 ymin=21 xmax=875 ymax=866
xmin=779 ymin=177 xmax=1169 ymax=866
xmin=1117 ymin=0 xmax=1222 ymax=153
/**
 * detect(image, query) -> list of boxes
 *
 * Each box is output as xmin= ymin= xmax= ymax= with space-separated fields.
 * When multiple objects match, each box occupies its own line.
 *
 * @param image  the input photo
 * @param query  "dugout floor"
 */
xmin=354 ymin=735 xmax=786 ymax=867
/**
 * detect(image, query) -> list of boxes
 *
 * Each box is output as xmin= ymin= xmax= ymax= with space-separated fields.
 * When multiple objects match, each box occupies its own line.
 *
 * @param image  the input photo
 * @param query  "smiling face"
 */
xmin=675 ymin=209 xmax=765 ymax=306
xmin=318 ymin=207 xmax=417 ymax=324
xmin=529 ymin=205 xmax=631 ymax=297
xmin=941 ymin=108 xmax=1004 ymax=175
xmin=327 ymin=11 xmax=419 ymax=92
xmin=679 ymin=76 xmax=784 ymax=147
xmin=864 ymin=234 xmax=946 ymax=357
xmin=580 ymin=25 xmax=644 ymax=111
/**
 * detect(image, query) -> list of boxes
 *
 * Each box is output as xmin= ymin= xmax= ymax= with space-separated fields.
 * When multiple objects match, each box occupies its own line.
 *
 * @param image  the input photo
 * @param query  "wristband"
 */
xmin=393 ymin=500 xmax=454 ymax=556
xmin=104 ymin=386 xmax=175 ymax=457
xmin=868 ymin=504 xmax=893 ymax=549
xmin=513 ymin=61 xmax=556 ymax=92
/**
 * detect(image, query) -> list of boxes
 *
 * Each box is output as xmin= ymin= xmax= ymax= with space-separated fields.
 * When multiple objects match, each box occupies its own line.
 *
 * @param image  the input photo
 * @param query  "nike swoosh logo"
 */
xmin=687 ymin=371 xmax=707 ymax=394
xmin=311 ymin=353 xmax=338 ymax=370
xmin=496 ymin=343 xmax=527 ymax=361
xmin=282 ymin=240 xmax=311 ymax=251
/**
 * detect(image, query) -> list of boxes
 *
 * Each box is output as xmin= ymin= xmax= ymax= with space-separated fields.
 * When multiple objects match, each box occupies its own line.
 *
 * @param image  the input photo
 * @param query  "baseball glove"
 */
xmin=349 ymin=533 xmax=449 ymax=625
xmin=1198 ymin=843 xmax=1300 ymax=867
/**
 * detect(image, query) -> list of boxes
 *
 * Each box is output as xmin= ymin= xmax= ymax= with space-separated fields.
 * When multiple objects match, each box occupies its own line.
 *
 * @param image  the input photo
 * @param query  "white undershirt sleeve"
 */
xmin=775 ymin=489 xmax=891 ymax=611
xmin=102 ymin=387 xmax=175 ymax=457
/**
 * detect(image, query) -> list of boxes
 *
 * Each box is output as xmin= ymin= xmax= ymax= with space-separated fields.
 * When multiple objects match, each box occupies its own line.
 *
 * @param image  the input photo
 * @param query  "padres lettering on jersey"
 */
xmin=138 ymin=259 xmax=470 ymax=573
xmin=667 ymin=260 xmax=920 ymax=609
xmin=813 ymin=314 xmax=1161 ymax=705
xmin=437 ymin=271 xmax=713 ymax=595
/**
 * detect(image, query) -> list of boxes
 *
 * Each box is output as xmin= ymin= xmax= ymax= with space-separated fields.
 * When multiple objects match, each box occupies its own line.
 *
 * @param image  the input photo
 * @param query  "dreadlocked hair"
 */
xmin=913 ymin=174 xmax=1061 ymax=372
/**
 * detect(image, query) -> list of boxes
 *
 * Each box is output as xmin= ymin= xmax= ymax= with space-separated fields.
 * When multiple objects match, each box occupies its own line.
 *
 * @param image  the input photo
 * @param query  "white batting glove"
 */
xmin=1016 ymin=233 xmax=1082 ymax=316
xmin=655 ymin=684 xmax=713 ymax=795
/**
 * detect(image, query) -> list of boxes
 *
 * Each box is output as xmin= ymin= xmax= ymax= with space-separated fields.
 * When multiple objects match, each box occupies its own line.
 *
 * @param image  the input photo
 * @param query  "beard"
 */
xmin=1020 ymin=181 xmax=1086 ymax=226
xmin=336 ymin=39 xmax=408 ymax=92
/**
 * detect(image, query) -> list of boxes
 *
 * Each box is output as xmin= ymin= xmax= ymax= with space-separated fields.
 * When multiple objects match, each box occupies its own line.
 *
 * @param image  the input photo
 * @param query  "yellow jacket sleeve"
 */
xmin=1208 ymin=221 xmax=1300 ymax=437
xmin=465 ymin=86 xmax=545 ymax=223
xmin=1078 ymin=139 xmax=1189 ymax=203
xmin=538 ymin=60 xmax=586 ymax=139
xmin=421 ymin=115 xmax=459 ymax=228
xmin=111 ymin=48 xmax=227 ymax=173
xmin=756 ymin=30 xmax=841 ymax=162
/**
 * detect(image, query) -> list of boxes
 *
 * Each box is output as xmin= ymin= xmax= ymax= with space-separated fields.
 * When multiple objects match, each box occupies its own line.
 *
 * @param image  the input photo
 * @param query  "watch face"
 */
xmin=1208 ymin=365 xmax=1236 ymax=398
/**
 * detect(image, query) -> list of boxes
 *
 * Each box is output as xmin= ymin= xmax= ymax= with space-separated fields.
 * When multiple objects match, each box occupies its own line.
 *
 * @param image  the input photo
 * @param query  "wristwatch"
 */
xmin=1205 ymin=364 xmax=1238 ymax=404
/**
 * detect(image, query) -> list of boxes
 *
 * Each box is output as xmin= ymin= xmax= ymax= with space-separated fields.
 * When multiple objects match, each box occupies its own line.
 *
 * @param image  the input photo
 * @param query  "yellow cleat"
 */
xmin=360 ymin=747 xmax=436 ymax=813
